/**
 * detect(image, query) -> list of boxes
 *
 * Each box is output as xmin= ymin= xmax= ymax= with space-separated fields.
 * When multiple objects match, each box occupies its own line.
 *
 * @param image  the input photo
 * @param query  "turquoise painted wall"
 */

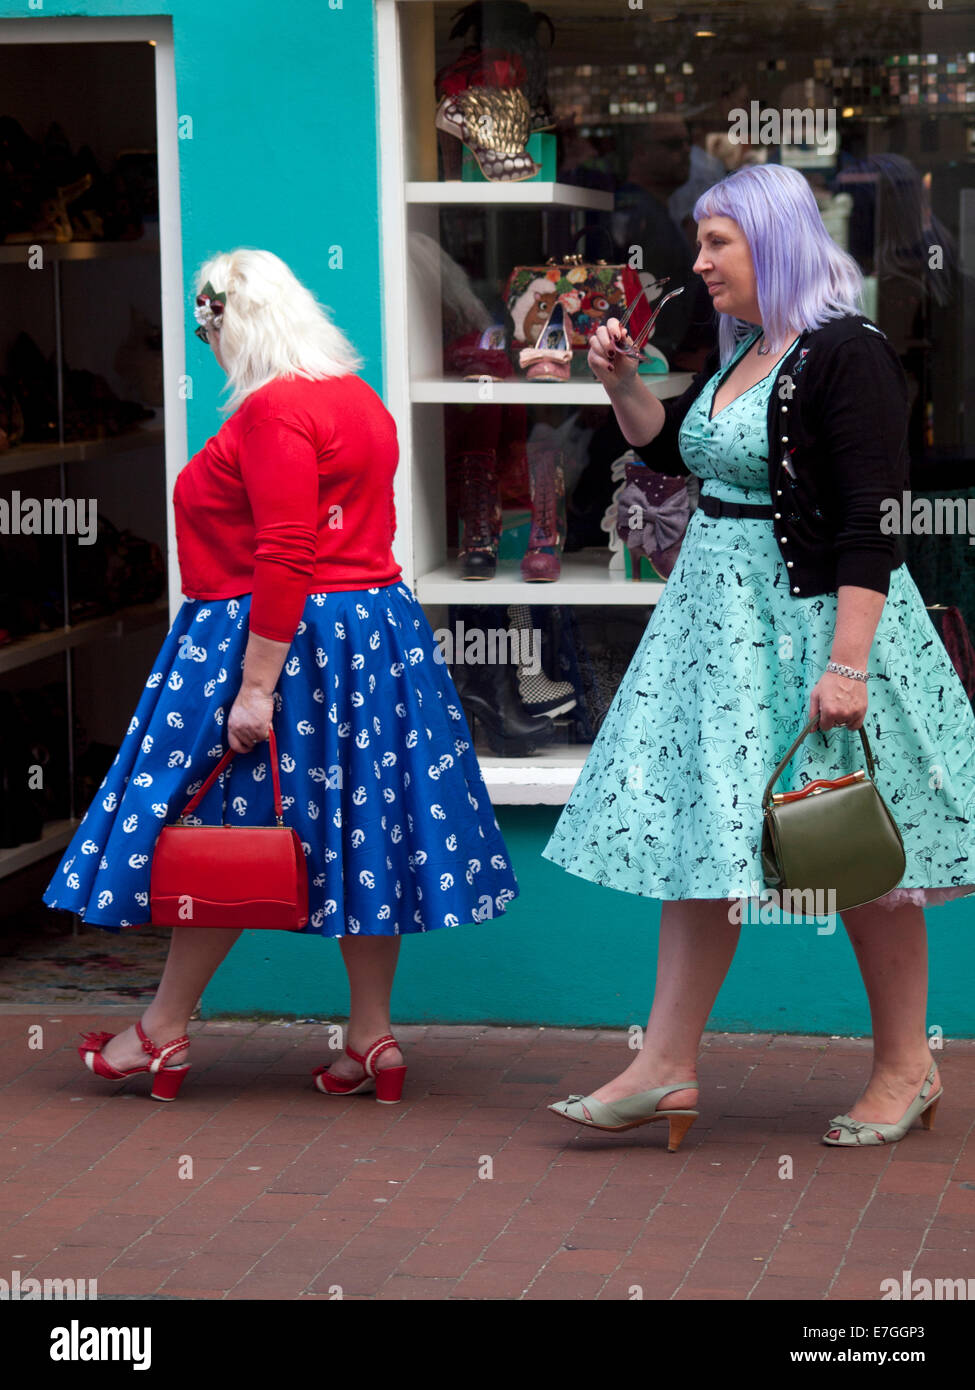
xmin=8 ymin=1 xmax=975 ymax=1033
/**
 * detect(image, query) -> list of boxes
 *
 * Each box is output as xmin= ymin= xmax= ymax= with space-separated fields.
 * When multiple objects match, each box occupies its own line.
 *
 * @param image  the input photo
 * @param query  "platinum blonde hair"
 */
xmin=193 ymin=248 xmax=364 ymax=413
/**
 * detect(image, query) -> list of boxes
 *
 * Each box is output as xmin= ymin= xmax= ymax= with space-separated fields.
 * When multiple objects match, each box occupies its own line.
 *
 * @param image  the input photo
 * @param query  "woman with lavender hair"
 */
xmin=543 ymin=163 xmax=975 ymax=1149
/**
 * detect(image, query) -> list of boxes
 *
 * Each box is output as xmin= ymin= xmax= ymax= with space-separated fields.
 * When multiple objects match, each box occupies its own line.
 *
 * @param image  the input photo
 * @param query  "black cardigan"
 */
xmin=631 ymin=313 xmax=909 ymax=598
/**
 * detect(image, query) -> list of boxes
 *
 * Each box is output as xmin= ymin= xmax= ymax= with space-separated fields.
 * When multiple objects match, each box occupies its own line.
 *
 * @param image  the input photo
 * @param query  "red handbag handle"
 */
xmin=175 ymin=720 xmax=284 ymax=826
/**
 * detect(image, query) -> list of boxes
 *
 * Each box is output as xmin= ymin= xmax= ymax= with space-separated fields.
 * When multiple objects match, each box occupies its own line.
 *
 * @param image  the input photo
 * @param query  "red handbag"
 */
xmin=150 ymin=722 xmax=309 ymax=929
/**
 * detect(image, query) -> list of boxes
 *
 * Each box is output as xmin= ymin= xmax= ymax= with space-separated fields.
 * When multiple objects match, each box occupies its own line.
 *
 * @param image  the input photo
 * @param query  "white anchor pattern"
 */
xmin=43 ymin=583 xmax=518 ymax=933
xmin=542 ymin=334 xmax=975 ymax=911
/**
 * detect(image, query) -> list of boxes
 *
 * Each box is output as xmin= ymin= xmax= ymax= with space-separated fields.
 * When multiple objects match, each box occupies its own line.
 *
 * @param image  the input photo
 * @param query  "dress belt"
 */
xmin=698 ymin=494 xmax=774 ymax=520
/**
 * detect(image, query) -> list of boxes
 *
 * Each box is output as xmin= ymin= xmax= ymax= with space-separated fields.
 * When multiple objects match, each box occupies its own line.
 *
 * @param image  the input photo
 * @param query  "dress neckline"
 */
xmin=707 ymin=331 xmax=799 ymax=423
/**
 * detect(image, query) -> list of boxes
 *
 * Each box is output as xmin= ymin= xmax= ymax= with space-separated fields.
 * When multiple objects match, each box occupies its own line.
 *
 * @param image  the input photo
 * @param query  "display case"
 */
xmin=377 ymin=0 xmax=975 ymax=808
xmin=0 ymin=33 xmax=171 ymax=883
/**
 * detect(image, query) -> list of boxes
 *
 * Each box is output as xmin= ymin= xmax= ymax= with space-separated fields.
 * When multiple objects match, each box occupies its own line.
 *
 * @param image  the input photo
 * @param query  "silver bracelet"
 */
xmin=826 ymin=661 xmax=868 ymax=682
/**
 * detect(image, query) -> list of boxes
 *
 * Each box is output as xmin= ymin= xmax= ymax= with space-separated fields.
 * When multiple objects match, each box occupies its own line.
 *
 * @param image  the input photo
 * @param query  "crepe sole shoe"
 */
xmin=822 ymin=1060 xmax=942 ymax=1145
xmin=548 ymin=1083 xmax=699 ymax=1151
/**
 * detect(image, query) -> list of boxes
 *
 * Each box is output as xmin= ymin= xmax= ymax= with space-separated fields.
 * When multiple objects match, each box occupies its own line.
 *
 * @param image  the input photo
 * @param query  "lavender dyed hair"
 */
xmin=693 ymin=164 xmax=864 ymax=364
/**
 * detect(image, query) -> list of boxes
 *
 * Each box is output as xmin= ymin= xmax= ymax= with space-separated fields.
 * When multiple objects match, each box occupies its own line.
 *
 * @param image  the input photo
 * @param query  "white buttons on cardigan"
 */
xmin=776 ymin=489 xmax=783 ymax=496
xmin=774 ymin=512 xmax=782 ymax=519
xmin=781 ymin=405 xmax=788 ymax=412
xmin=780 ymin=536 xmax=788 ymax=543
xmin=787 ymin=561 xmax=794 ymax=568
xmin=781 ymin=436 xmax=789 ymax=443
xmin=793 ymin=586 xmax=800 ymax=593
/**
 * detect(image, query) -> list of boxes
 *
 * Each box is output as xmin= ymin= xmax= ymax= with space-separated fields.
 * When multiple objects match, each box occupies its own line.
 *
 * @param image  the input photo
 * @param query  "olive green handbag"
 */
xmin=761 ymin=716 xmax=906 ymax=912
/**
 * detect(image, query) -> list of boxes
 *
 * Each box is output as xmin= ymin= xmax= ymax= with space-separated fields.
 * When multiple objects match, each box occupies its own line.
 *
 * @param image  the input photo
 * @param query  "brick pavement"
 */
xmin=1 ymin=1013 xmax=973 ymax=1300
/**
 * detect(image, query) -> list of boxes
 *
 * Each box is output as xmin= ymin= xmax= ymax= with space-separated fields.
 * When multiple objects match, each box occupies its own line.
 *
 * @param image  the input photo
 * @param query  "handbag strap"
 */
xmin=175 ymin=721 xmax=284 ymax=826
xmin=762 ymin=715 xmax=876 ymax=810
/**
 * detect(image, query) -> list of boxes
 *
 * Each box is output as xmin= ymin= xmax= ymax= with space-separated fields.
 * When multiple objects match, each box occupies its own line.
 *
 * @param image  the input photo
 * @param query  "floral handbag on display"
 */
xmin=150 ymin=719 xmax=309 ymax=929
xmin=760 ymin=715 xmax=906 ymax=912
xmin=502 ymin=227 xmax=655 ymax=359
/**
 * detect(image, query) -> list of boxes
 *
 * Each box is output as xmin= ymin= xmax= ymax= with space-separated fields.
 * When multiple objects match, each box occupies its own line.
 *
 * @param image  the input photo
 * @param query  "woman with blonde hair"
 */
xmin=544 ymin=164 xmax=975 ymax=1149
xmin=44 ymin=248 xmax=518 ymax=1101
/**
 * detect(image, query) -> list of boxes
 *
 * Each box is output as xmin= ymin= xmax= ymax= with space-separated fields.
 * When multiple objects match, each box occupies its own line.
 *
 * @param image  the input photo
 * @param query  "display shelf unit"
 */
xmin=410 ymin=373 xmax=691 ymax=406
xmin=377 ymin=0 xmax=678 ymax=802
xmin=0 ymin=598 xmax=170 ymax=676
xmin=0 ymin=423 xmax=164 ymax=478
xmin=406 ymin=181 xmax=614 ymax=209
xmin=0 ymin=237 xmax=160 ymax=264
xmin=0 ymin=16 xmax=179 ymax=884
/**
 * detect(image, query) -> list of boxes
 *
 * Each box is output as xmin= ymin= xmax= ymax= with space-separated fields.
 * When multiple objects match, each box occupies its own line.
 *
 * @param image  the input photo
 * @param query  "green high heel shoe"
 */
xmin=822 ymin=1060 xmax=942 ymax=1146
xmin=548 ymin=1082 xmax=699 ymax=1152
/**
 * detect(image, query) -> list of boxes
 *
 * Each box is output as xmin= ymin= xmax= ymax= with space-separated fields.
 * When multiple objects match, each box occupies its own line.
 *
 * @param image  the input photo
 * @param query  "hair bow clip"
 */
xmin=194 ymin=279 xmax=227 ymax=342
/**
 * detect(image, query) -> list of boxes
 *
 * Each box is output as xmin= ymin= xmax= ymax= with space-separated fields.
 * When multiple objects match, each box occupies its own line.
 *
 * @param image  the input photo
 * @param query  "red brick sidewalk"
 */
xmin=1 ymin=1013 xmax=973 ymax=1300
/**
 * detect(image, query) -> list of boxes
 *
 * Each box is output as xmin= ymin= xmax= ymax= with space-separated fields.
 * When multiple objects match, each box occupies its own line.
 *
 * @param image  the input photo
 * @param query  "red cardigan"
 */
xmin=174 ymin=374 xmax=403 ymax=642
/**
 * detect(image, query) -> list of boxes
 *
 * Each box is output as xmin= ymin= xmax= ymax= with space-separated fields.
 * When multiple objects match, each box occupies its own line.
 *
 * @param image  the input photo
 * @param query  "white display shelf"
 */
xmin=417 ymin=549 xmax=665 ymax=606
xmin=0 ymin=425 xmax=165 ymax=478
xmin=406 ymin=181 xmax=614 ymax=210
xmin=0 ymin=818 xmax=80 ymax=881
xmin=411 ymin=372 xmax=692 ymax=406
xmin=477 ymin=748 xmax=587 ymax=804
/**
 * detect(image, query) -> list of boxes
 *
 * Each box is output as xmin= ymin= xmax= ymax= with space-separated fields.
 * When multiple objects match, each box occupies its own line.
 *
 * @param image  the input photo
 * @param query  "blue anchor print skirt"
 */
xmin=43 ymin=582 xmax=519 ymax=934
xmin=542 ymin=334 xmax=975 ymax=910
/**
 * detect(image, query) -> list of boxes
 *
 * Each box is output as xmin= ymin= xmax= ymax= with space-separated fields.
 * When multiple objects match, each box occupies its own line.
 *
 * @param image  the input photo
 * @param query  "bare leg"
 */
xmin=322 ymin=936 xmax=404 ymax=1080
xmin=825 ymin=899 xmax=941 ymax=1135
xmin=585 ymin=898 xmax=741 ymax=1114
xmin=99 ymin=927 xmax=242 ymax=1071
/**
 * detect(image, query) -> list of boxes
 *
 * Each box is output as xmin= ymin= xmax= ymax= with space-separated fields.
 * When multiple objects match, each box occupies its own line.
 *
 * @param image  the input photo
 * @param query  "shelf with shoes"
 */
xmin=0 ymin=55 xmax=169 ymax=881
xmin=379 ymin=1 xmax=688 ymax=799
xmin=0 ymin=423 xmax=165 ymax=478
xmin=0 ymin=238 xmax=160 ymax=264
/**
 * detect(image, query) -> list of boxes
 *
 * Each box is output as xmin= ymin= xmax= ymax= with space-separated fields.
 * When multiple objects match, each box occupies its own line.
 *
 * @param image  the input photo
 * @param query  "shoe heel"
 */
xmin=921 ymin=1096 xmax=940 ymax=1130
xmin=665 ymin=1113 xmax=696 ymax=1152
xmin=374 ymin=1065 xmax=407 ymax=1104
xmin=150 ymin=1065 xmax=190 ymax=1102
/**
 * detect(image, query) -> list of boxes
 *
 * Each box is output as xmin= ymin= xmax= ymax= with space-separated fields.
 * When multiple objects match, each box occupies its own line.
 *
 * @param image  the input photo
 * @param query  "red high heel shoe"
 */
xmin=312 ymin=1034 xmax=407 ymax=1104
xmin=78 ymin=1020 xmax=191 ymax=1102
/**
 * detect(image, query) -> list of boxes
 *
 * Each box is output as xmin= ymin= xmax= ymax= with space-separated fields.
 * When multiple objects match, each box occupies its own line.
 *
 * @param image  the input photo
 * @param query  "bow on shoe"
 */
xmin=79 ymin=1030 xmax=114 ymax=1053
xmin=827 ymin=1114 xmax=885 ymax=1143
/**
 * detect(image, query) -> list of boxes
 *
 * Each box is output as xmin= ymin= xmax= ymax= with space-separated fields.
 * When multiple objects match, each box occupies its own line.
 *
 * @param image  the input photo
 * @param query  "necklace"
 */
xmin=756 ymin=332 xmax=771 ymax=356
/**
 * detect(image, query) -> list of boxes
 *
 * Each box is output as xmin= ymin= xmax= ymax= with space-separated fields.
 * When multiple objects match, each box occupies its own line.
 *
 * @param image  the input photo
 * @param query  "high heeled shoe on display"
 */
xmin=454 ymin=655 xmax=557 ymax=757
xmin=435 ymin=86 xmax=540 ymax=183
xmin=518 ymin=300 xmax=572 ymax=381
xmin=312 ymin=1034 xmax=407 ymax=1104
xmin=506 ymin=603 xmax=577 ymax=717
xmin=822 ymin=1061 xmax=943 ymax=1145
xmin=548 ymin=1083 xmax=699 ymax=1152
xmin=521 ymin=443 xmax=567 ymax=581
xmin=78 ymin=1020 xmax=191 ymax=1101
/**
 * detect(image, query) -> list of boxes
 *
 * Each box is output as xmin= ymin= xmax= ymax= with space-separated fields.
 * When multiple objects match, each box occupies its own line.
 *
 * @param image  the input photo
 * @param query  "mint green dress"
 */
xmin=541 ymin=331 xmax=975 ymax=911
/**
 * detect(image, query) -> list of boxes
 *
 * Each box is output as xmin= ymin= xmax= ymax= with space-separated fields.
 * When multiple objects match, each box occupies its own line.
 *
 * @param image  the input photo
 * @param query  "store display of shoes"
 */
xmin=435 ymin=86 xmax=539 ymax=183
xmin=454 ymin=449 xmax=503 ymax=579
xmin=518 ymin=300 xmax=572 ymax=380
xmin=445 ymin=324 xmax=514 ymax=382
xmin=506 ymin=603 xmax=577 ymax=718
xmin=6 ymin=332 xmax=155 ymax=445
xmin=0 ymin=114 xmax=153 ymax=243
xmin=453 ymin=652 xmax=557 ymax=757
xmin=521 ymin=442 xmax=567 ymax=581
